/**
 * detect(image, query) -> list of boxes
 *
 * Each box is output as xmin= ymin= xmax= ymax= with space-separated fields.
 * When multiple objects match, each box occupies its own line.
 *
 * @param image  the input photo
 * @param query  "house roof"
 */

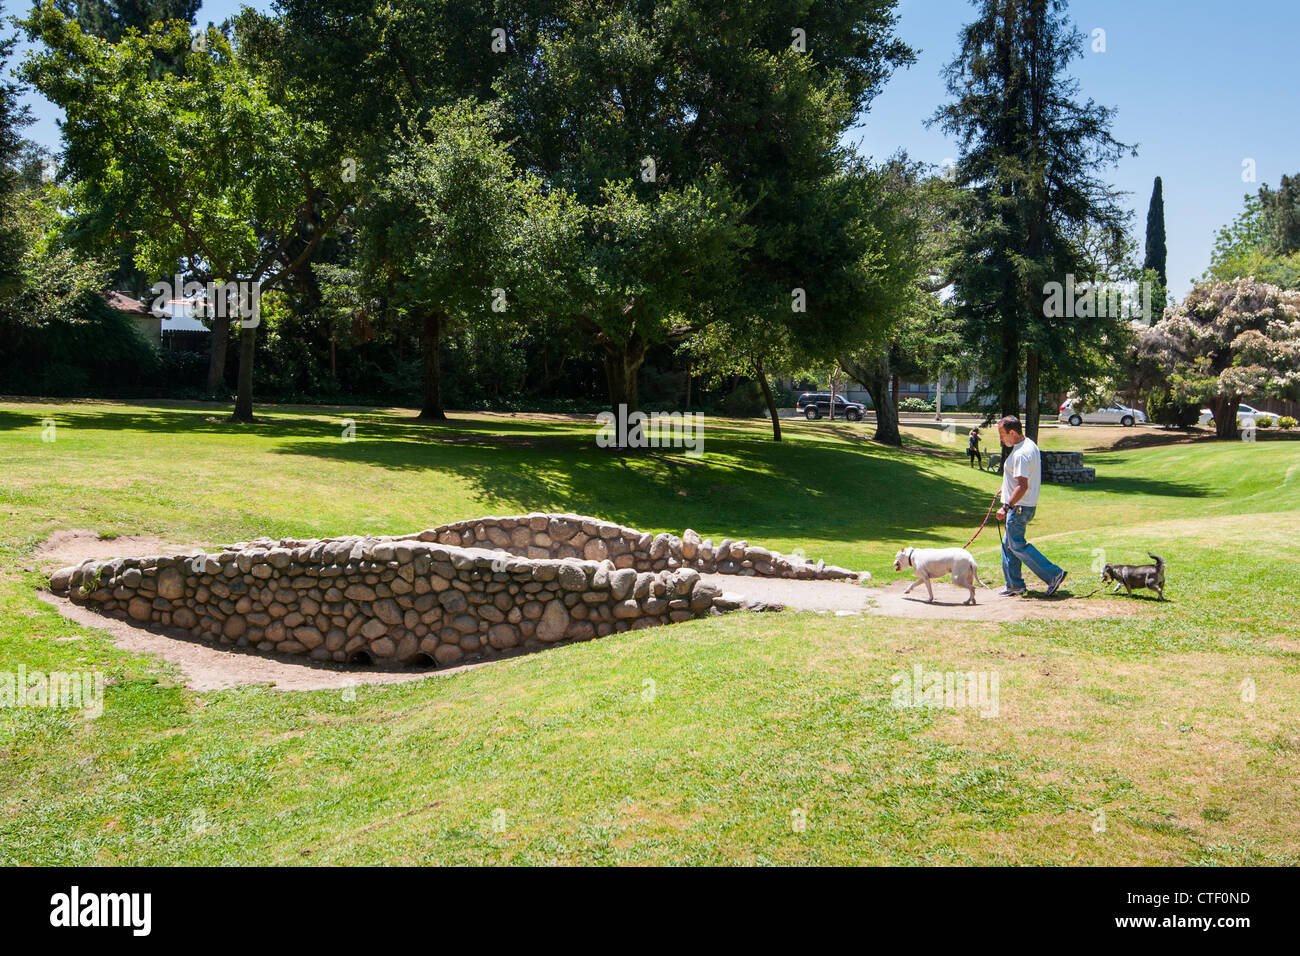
xmin=105 ymin=291 xmax=147 ymax=314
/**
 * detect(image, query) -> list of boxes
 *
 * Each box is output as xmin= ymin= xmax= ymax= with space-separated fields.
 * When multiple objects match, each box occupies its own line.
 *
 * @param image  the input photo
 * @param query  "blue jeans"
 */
xmin=1001 ymin=505 xmax=1063 ymax=589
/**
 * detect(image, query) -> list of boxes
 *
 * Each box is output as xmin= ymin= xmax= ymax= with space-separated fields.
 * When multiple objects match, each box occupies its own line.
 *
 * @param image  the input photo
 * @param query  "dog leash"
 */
xmin=962 ymin=490 xmax=1002 ymax=551
xmin=976 ymin=491 xmax=1108 ymax=599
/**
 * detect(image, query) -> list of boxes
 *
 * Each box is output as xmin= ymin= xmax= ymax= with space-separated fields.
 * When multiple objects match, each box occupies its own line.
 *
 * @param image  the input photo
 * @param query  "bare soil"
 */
xmin=34 ymin=528 xmax=207 ymax=572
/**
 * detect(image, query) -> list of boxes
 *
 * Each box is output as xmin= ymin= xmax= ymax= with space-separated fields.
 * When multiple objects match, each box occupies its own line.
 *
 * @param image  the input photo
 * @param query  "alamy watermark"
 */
xmin=50 ymin=886 xmax=151 ymax=936
xmin=596 ymin=404 xmax=704 ymax=457
xmin=1042 ymin=276 xmax=1153 ymax=322
xmin=151 ymin=275 xmax=261 ymax=328
xmin=890 ymin=663 xmax=999 ymax=718
xmin=1 ymin=666 xmax=104 ymax=719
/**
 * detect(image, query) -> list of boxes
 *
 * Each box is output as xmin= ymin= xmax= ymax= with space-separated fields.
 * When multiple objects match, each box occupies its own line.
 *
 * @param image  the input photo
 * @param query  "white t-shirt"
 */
xmin=1001 ymin=437 xmax=1042 ymax=508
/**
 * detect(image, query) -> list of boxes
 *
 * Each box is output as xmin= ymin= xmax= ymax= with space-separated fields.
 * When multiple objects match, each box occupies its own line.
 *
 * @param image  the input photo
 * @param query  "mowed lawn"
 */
xmin=2 ymin=399 xmax=1299 ymax=865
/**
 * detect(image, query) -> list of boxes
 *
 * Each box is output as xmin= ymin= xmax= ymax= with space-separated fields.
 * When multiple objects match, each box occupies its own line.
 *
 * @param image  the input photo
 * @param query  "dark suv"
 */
xmin=795 ymin=392 xmax=866 ymax=421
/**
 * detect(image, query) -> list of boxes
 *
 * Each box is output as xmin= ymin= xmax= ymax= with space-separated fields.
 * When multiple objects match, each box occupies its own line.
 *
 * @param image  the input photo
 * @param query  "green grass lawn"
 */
xmin=2 ymin=399 xmax=1299 ymax=864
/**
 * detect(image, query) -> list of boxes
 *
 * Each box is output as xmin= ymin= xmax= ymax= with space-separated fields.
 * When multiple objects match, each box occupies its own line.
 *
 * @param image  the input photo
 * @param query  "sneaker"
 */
xmin=998 ymin=586 xmax=1027 ymax=597
xmin=1045 ymin=570 xmax=1068 ymax=596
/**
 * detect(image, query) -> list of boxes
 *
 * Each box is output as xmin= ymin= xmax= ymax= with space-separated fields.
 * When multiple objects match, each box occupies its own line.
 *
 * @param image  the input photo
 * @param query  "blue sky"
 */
xmin=855 ymin=0 xmax=1300 ymax=298
xmin=11 ymin=0 xmax=1299 ymax=299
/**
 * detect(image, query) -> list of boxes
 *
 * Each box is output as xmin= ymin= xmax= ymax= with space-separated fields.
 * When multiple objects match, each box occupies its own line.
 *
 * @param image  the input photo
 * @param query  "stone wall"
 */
xmin=1041 ymin=451 xmax=1096 ymax=484
xmin=387 ymin=513 xmax=861 ymax=579
xmin=46 ymin=514 xmax=866 ymax=669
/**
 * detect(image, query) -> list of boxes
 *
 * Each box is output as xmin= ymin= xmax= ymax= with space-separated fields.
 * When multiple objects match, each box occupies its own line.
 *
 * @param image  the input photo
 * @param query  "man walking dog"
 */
xmin=995 ymin=415 xmax=1068 ymax=597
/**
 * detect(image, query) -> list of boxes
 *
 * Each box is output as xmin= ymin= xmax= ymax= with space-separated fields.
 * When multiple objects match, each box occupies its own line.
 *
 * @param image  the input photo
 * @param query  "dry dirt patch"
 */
xmin=34 ymin=529 xmax=206 ymax=572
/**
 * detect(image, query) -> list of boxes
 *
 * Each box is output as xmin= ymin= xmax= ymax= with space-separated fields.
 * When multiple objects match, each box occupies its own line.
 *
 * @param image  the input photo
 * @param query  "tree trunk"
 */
xmin=998 ymin=320 xmax=1020 ymax=470
xmin=843 ymin=353 xmax=900 ymax=446
xmin=420 ymin=310 xmax=447 ymax=421
xmin=935 ymin=372 xmax=944 ymax=421
xmin=1025 ymin=351 xmax=1041 ymax=442
xmin=1212 ymin=396 xmax=1239 ymax=440
xmin=231 ymin=321 xmax=256 ymax=423
xmin=329 ymin=334 xmax=336 ymax=378
xmin=891 ymin=373 xmax=899 ymax=413
xmin=603 ymin=341 xmax=645 ymax=414
xmin=206 ymin=314 xmax=230 ymax=394
xmin=755 ymin=359 xmax=781 ymax=442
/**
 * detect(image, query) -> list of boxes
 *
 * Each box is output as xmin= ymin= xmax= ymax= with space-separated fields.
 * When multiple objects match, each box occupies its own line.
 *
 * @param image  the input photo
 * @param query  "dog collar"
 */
xmin=905 ymin=547 xmax=914 ymax=568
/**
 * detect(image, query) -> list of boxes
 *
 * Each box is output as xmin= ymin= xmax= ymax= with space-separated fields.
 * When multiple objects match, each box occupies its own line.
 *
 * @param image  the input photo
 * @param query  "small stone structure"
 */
xmin=1041 ymin=451 xmax=1095 ymax=484
xmin=46 ymin=514 xmax=865 ymax=669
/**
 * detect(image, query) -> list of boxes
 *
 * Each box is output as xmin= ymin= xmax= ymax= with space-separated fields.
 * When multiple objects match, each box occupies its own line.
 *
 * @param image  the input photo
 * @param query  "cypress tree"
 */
xmin=1143 ymin=176 xmax=1167 ymax=288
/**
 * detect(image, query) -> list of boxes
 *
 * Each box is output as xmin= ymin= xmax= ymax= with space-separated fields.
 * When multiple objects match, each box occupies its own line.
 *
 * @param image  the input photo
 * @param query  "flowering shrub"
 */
xmin=1138 ymin=278 xmax=1300 ymax=438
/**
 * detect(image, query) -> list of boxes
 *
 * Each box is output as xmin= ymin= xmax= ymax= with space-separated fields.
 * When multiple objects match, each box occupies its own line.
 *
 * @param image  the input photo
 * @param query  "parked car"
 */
xmin=1058 ymin=399 xmax=1147 ymax=426
xmin=795 ymin=392 xmax=866 ymax=421
xmin=1197 ymin=403 xmax=1282 ymax=426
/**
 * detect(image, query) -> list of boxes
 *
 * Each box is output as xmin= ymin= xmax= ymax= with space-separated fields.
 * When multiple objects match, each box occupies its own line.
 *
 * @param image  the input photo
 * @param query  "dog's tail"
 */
xmin=973 ymin=566 xmax=995 ymax=590
xmin=1149 ymin=553 xmax=1165 ymax=571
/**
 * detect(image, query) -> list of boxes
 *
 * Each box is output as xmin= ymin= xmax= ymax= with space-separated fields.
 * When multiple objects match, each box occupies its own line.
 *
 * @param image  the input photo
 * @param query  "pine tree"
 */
xmin=931 ymin=0 xmax=1133 ymax=444
xmin=1143 ymin=176 xmax=1167 ymax=288
xmin=52 ymin=1 xmax=201 ymax=42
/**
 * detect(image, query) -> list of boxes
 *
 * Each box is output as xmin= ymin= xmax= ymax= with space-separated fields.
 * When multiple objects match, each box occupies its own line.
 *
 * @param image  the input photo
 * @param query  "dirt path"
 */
xmin=701 ymin=573 xmax=1147 ymax=622
xmin=699 ymin=574 xmax=875 ymax=613
xmin=34 ymin=529 xmax=208 ymax=570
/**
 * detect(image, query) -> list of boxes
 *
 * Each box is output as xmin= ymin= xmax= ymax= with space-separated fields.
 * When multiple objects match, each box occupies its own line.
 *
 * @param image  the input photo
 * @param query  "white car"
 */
xmin=1197 ymin=403 xmax=1281 ymax=426
xmin=1058 ymin=400 xmax=1147 ymax=426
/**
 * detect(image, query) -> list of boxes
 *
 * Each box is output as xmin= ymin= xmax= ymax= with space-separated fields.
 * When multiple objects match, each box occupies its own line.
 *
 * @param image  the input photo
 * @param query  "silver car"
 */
xmin=1198 ymin=403 xmax=1281 ymax=426
xmin=1059 ymin=400 xmax=1147 ymax=426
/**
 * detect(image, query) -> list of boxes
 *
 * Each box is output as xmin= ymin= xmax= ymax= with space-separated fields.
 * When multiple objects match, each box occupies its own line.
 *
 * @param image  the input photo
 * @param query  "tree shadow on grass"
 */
xmin=1072 ymin=474 xmax=1211 ymax=498
xmin=270 ymin=429 xmax=1004 ymax=550
xmin=0 ymin=402 xmax=592 ymax=441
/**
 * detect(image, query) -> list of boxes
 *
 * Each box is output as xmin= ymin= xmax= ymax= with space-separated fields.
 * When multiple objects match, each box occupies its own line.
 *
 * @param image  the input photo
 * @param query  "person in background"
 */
xmin=967 ymin=426 xmax=983 ymax=468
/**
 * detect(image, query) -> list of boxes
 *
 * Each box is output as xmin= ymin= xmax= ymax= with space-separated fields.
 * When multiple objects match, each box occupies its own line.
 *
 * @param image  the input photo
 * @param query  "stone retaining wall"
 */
xmin=385 ymin=513 xmax=861 ymax=579
xmin=47 ymin=514 xmax=867 ymax=669
xmin=1041 ymin=451 xmax=1096 ymax=484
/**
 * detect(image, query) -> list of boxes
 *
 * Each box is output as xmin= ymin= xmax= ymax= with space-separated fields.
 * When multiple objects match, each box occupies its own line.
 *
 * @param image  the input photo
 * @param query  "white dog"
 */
xmin=893 ymin=546 xmax=990 ymax=606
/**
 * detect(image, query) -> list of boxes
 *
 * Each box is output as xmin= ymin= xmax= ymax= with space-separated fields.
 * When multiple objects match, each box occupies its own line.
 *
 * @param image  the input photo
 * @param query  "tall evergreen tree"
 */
xmin=1143 ymin=176 xmax=1167 ymax=288
xmin=51 ymin=1 xmax=200 ymax=42
xmin=931 ymin=0 xmax=1133 ymax=446
xmin=1259 ymin=173 xmax=1300 ymax=257
xmin=0 ymin=4 xmax=32 ymax=299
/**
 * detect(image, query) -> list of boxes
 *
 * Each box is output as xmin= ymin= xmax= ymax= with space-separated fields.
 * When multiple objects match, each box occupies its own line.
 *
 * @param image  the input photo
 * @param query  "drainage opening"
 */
xmin=406 ymin=653 xmax=436 ymax=668
xmin=347 ymin=650 xmax=374 ymax=666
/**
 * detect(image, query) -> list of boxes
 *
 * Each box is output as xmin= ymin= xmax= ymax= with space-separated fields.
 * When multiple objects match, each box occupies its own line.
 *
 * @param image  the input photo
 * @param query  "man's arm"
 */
xmin=997 ymin=477 xmax=1029 ymax=518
